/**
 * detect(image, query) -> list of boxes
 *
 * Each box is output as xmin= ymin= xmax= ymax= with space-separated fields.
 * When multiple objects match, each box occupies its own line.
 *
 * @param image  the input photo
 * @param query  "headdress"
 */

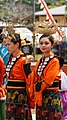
xmin=34 ymin=21 xmax=58 ymax=35
xmin=21 ymin=39 xmax=32 ymax=46
xmin=8 ymin=22 xmax=15 ymax=36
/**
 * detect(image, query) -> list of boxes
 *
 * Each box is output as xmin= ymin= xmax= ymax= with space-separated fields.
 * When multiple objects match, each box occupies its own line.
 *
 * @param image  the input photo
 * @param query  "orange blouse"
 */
xmin=27 ymin=56 xmax=61 ymax=108
xmin=9 ymin=56 xmax=26 ymax=80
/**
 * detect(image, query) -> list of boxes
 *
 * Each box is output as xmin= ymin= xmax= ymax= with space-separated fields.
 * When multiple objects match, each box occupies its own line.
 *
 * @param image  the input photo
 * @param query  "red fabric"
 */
xmin=0 ymin=57 xmax=7 ymax=97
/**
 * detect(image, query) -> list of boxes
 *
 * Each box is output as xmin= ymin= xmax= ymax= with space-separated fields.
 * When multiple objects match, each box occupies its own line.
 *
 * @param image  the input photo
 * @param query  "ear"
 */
xmin=16 ymin=42 xmax=19 ymax=48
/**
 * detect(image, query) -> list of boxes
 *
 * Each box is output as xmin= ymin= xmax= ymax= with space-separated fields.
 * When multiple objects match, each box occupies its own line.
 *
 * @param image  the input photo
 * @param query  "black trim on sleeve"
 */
xmin=24 ymin=63 xmax=31 ymax=78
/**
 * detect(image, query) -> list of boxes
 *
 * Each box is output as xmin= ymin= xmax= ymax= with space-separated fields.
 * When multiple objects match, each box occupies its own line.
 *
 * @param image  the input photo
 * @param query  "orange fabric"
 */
xmin=9 ymin=56 xmax=26 ymax=80
xmin=0 ymin=85 xmax=7 ymax=97
xmin=27 ymin=56 xmax=61 ymax=108
xmin=0 ymin=57 xmax=7 ymax=97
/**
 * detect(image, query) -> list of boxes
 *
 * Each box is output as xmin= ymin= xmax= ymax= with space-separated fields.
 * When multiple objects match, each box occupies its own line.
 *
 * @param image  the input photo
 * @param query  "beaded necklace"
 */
xmin=37 ymin=55 xmax=55 ymax=76
xmin=6 ymin=53 xmax=24 ymax=78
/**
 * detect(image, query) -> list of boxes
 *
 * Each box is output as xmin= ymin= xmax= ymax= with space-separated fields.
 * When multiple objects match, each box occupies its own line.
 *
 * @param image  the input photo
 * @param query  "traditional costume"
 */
xmin=24 ymin=53 xmax=64 ymax=120
xmin=6 ymin=52 xmax=32 ymax=120
xmin=60 ymin=70 xmax=67 ymax=120
xmin=0 ymin=44 xmax=10 ymax=66
xmin=0 ymin=57 xmax=7 ymax=120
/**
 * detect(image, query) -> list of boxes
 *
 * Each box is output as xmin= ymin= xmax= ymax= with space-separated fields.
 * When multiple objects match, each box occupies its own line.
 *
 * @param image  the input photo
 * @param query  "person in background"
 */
xmin=0 ymin=28 xmax=10 ymax=66
xmin=0 ymin=28 xmax=3 ymax=55
xmin=21 ymin=38 xmax=34 ymax=56
xmin=6 ymin=33 xmax=32 ymax=120
xmin=60 ymin=70 xmax=67 ymax=120
xmin=0 ymin=56 xmax=7 ymax=120
xmin=25 ymin=34 xmax=64 ymax=120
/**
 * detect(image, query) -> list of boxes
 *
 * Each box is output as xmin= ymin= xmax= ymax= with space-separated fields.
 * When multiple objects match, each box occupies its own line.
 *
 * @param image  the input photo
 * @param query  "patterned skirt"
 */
xmin=36 ymin=88 xmax=63 ymax=120
xmin=6 ymin=80 xmax=32 ymax=120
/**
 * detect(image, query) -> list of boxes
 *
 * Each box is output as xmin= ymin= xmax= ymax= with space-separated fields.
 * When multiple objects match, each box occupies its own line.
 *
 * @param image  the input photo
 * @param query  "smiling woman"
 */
xmin=24 ymin=33 xmax=64 ymax=120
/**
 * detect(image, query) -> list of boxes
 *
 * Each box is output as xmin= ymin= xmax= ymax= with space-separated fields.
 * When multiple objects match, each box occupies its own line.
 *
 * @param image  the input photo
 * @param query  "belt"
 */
xmin=7 ymin=79 xmax=26 ymax=89
xmin=45 ymin=80 xmax=61 ymax=90
xmin=50 ymin=80 xmax=61 ymax=88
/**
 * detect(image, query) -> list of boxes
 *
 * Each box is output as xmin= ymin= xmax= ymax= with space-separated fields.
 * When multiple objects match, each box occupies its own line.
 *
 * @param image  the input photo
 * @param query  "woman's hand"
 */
xmin=26 ymin=55 xmax=34 ymax=64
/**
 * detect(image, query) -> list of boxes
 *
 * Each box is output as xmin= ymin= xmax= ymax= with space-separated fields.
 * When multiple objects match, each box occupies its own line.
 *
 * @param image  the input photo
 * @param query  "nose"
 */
xmin=42 ymin=43 xmax=46 ymax=46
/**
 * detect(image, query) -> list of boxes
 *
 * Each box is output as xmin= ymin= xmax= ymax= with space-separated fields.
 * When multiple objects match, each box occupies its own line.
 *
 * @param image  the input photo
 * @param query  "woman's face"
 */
xmin=3 ymin=37 xmax=8 ymax=46
xmin=39 ymin=37 xmax=52 ymax=53
xmin=7 ymin=38 xmax=18 ymax=54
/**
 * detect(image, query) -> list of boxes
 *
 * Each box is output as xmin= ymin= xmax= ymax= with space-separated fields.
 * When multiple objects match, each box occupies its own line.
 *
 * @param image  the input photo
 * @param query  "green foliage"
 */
xmin=0 ymin=0 xmax=66 ymax=24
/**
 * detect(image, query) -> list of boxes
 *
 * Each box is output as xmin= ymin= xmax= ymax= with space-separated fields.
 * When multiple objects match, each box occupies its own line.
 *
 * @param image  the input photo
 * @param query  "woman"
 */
xmin=60 ymin=70 xmax=67 ymax=120
xmin=0 ymin=56 xmax=7 ymax=120
xmin=0 ymin=34 xmax=10 ymax=66
xmin=25 ymin=34 xmax=64 ymax=120
xmin=6 ymin=33 xmax=32 ymax=120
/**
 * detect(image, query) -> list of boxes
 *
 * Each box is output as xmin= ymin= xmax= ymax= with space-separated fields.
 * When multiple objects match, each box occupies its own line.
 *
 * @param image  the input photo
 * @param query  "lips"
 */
xmin=42 ymin=48 xmax=46 ymax=50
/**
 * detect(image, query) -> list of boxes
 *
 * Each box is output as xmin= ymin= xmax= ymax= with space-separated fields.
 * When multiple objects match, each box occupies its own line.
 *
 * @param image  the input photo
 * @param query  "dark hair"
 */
xmin=39 ymin=34 xmax=54 ymax=45
xmin=0 ymin=35 xmax=3 ymax=43
xmin=8 ymin=33 xmax=21 ymax=48
xmin=0 ymin=28 xmax=2 ymax=34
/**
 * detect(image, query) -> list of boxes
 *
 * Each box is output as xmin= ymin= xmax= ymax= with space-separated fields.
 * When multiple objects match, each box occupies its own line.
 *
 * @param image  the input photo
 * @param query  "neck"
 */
xmin=13 ymin=49 xmax=20 ymax=57
xmin=44 ymin=52 xmax=54 ymax=58
xmin=44 ymin=52 xmax=50 ymax=58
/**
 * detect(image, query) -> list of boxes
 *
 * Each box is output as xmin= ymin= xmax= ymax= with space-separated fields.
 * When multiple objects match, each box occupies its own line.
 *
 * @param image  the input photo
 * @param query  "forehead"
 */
xmin=7 ymin=37 xmax=13 ymax=44
xmin=40 ymin=37 xmax=50 ymax=41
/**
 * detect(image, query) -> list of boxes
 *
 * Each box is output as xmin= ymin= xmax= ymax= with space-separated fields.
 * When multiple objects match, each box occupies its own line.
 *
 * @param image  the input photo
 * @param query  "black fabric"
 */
xmin=50 ymin=80 xmax=61 ymax=88
xmin=57 ymin=56 xmax=64 ymax=68
xmin=7 ymin=80 xmax=26 ymax=87
xmin=35 ymin=81 xmax=60 ymax=92
xmin=23 ymin=63 xmax=31 ymax=78
xmin=35 ymin=81 xmax=42 ymax=92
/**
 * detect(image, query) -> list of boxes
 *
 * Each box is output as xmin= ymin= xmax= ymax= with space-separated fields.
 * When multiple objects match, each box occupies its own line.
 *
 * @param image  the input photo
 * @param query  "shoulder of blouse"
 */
xmin=18 ymin=56 xmax=26 ymax=64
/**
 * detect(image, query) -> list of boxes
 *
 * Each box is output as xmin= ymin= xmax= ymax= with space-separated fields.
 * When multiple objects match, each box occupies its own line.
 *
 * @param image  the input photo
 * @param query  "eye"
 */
xmin=44 ymin=42 xmax=49 ymax=45
xmin=40 ymin=42 xmax=43 ymax=45
xmin=40 ymin=42 xmax=49 ymax=45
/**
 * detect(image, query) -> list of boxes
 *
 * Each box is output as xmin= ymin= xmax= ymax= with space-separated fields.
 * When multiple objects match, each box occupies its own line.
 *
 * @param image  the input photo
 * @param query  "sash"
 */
xmin=7 ymin=79 xmax=26 ymax=89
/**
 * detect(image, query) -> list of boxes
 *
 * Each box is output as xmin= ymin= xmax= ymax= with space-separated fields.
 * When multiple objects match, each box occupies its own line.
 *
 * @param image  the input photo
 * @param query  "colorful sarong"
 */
xmin=6 ymin=88 xmax=32 ymax=120
xmin=36 ymin=88 xmax=63 ymax=120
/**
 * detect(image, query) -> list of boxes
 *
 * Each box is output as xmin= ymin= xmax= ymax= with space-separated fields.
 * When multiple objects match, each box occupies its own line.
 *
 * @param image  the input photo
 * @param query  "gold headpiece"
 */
xmin=8 ymin=22 xmax=15 ymax=36
xmin=34 ymin=21 xmax=58 ymax=34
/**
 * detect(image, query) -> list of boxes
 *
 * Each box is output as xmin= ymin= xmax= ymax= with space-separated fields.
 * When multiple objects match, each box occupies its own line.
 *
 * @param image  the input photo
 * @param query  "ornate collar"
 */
xmin=37 ymin=55 xmax=55 ymax=76
xmin=6 ymin=53 xmax=24 ymax=78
